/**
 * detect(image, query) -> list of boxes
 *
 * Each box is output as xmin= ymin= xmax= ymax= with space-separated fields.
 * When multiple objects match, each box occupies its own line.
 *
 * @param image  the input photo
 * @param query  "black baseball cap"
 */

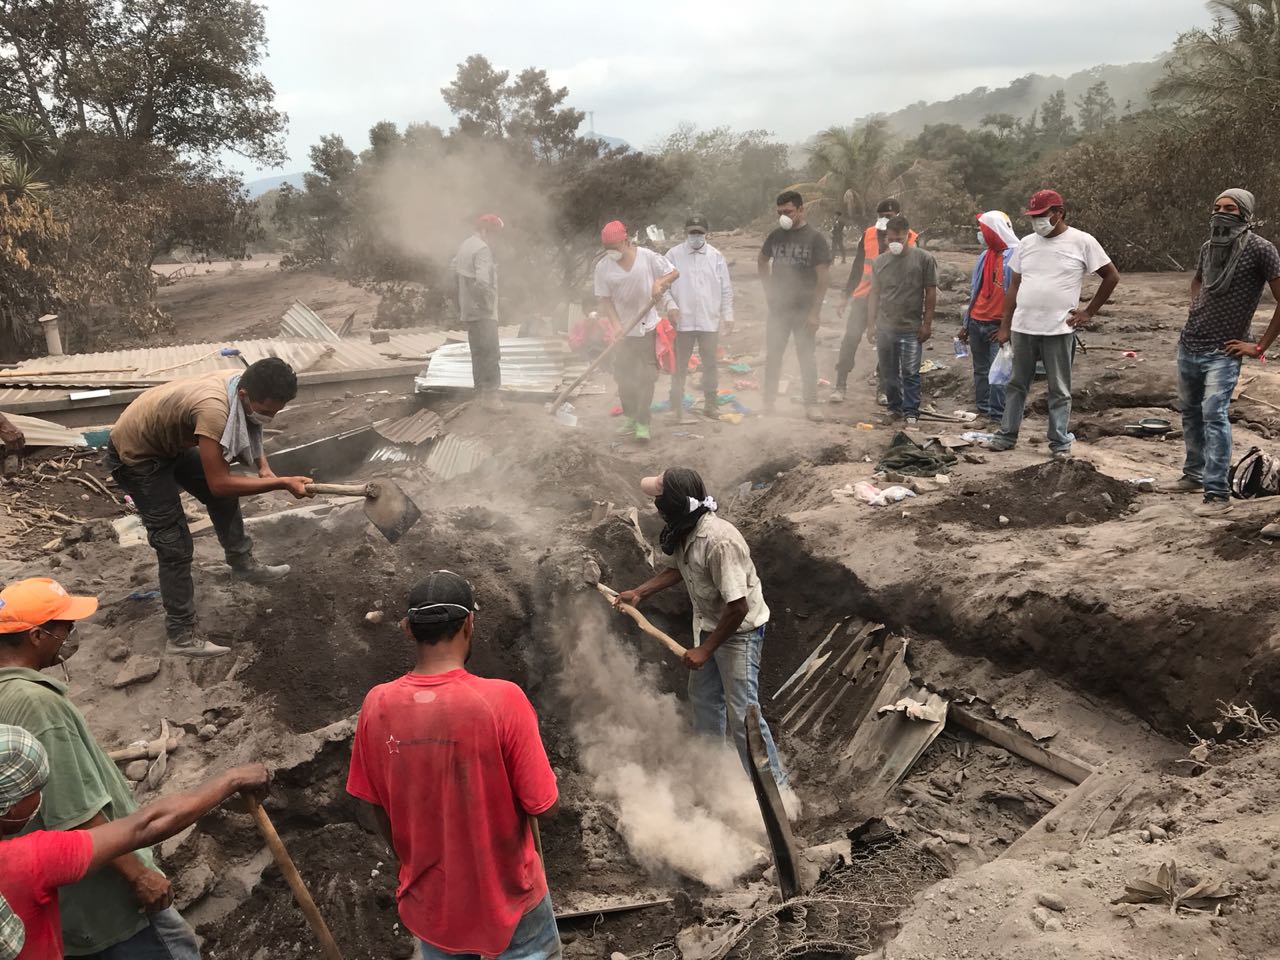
xmin=407 ymin=570 xmax=479 ymax=627
xmin=685 ymin=214 xmax=709 ymax=233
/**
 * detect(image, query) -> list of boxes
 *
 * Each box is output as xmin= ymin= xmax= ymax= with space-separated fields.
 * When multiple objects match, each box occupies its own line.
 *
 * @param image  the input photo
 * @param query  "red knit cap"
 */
xmin=600 ymin=220 xmax=627 ymax=245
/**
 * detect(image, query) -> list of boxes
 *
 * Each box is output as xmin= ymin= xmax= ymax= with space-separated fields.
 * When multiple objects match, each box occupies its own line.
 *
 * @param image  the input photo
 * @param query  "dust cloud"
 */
xmin=552 ymin=604 xmax=768 ymax=888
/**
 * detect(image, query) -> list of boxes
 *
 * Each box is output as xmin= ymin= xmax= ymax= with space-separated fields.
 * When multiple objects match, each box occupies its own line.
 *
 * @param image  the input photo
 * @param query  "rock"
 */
xmin=1043 ymin=917 xmax=1064 ymax=932
xmin=48 ymin=555 xmax=62 ymax=568
xmin=611 ymin=952 xmax=629 ymax=960
xmin=1065 ymin=511 xmax=1089 ymax=525
xmin=1063 ymin=532 xmax=1082 ymax=545
xmin=1147 ymin=823 xmax=1168 ymax=840
xmin=1139 ymin=829 xmax=1152 ymax=843
xmin=173 ymin=860 xmax=216 ymax=908
xmin=588 ymin=858 xmax=608 ymax=873
xmin=998 ymin=515 xmax=1010 ymax=526
xmin=112 ymin=655 xmax=160 ymax=689
xmin=364 ymin=610 xmax=385 ymax=625
xmin=105 ymin=640 xmax=130 ymax=663
xmin=1036 ymin=893 xmax=1067 ymax=912
xmin=67 ymin=544 xmax=87 ymax=561
xmin=1030 ymin=906 xmax=1052 ymax=930
xmin=1100 ymin=492 xmax=1114 ymax=506
xmin=1045 ymin=853 xmax=1075 ymax=871
xmin=1128 ymin=503 xmax=1142 ymax=514
xmin=963 ymin=452 xmax=987 ymax=464
xmin=124 ymin=760 xmax=150 ymax=781
xmin=198 ymin=724 xmax=218 ymax=741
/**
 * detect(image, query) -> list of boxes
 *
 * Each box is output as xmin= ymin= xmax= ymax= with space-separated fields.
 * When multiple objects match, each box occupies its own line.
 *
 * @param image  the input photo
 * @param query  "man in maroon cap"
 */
xmin=988 ymin=189 xmax=1120 ymax=459
xmin=594 ymin=220 xmax=679 ymax=442
xmin=452 ymin=214 xmax=506 ymax=412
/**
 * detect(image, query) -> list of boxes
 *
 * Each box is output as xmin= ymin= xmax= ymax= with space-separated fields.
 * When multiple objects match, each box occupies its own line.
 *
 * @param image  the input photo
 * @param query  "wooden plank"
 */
xmin=1004 ymin=770 xmax=1133 ymax=859
xmin=746 ymin=705 xmax=801 ymax=899
xmin=950 ymin=707 xmax=1093 ymax=785
xmin=554 ymin=898 xmax=674 ymax=921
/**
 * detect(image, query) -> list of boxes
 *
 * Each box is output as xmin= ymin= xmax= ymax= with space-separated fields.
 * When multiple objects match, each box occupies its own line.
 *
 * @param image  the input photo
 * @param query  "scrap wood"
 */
xmin=109 ymin=734 xmax=182 ymax=763
xmin=67 ymin=473 xmax=119 ymax=503
xmin=1240 ymin=392 xmax=1280 ymax=413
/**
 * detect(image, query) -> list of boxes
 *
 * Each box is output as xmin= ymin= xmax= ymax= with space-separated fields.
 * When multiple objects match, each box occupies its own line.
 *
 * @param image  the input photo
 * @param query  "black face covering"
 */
xmin=656 ymin=467 xmax=712 ymax=555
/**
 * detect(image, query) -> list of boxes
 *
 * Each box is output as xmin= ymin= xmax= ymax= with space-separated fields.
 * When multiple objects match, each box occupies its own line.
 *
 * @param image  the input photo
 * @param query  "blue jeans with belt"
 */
xmin=688 ymin=626 xmax=787 ymax=786
xmin=1177 ymin=344 xmax=1242 ymax=500
xmin=418 ymin=894 xmax=561 ymax=960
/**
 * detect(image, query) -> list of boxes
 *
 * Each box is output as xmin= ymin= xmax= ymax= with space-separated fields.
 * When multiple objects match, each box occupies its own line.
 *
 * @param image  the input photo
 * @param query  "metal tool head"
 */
xmin=362 ymin=479 xmax=422 ymax=544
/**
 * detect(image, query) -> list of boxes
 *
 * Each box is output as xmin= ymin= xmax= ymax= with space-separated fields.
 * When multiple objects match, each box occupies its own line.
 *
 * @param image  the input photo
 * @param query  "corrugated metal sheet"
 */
xmin=373 ymin=409 xmax=444 ymax=446
xmin=0 ymin=330 xmax=449 ymax=406
xmin=424 ymin=434 xmax=488 ymax=480
xmin=4 ymin=413 xmax=86 ymax=448
xmin=415 ymin=338 xmax=585 ymax=394
xmin=280 ymin=301 xmax=340 ymax=342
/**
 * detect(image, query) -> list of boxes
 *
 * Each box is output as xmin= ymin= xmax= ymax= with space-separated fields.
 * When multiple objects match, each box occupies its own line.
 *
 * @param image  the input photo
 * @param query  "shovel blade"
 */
xmin=363 ymin=480 xmax=422 ymax=544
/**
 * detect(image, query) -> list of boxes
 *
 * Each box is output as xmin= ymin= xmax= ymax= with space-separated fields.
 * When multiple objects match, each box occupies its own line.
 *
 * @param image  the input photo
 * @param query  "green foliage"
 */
xmin=652 ymin=123 xmax=792 ymax=230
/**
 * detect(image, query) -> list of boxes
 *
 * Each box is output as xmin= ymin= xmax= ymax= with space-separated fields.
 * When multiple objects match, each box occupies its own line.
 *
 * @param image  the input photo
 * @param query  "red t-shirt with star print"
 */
xmin=346 ymin=669 xmax=558 ymax=956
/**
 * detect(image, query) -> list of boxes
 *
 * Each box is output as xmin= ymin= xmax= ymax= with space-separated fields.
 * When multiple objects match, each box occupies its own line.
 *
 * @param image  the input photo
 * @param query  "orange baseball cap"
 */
xmin=0 ymin=578 xmax=98 ymax=633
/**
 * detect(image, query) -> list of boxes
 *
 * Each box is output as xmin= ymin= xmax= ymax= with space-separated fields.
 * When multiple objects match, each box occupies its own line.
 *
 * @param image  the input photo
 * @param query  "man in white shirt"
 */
xmin=452 ymin=214 xmax=505 ymax=411
xmin=990 ymin=190 xmax=1120 ymax=458
xmin=594 ymin=220 xmax=679 ymax=442
xmin=666 ymin=215 xmax=734 ymax=422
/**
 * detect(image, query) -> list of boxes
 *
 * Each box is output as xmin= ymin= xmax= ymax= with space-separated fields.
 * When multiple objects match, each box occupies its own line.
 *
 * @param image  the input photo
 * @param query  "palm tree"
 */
xmin=0 ymin=113 xmax=51 ymax=199
xmin=798 ymin=118 xmax=903 ymax=222
xmin=1153 ymin=1 xmax=1280 ymax=115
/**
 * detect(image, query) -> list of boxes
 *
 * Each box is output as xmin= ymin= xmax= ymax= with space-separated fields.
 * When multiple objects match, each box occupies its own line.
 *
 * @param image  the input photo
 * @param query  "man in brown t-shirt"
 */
xmin=107 ymin=359 xmax=313 ymax=657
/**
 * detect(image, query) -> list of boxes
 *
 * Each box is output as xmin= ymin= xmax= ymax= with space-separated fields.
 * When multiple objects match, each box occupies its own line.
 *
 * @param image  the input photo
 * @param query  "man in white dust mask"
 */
xmin=665 ymin=215 xmax=734 ymax=422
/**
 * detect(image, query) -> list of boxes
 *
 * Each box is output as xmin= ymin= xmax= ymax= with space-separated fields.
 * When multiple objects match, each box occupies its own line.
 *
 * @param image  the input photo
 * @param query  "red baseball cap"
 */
xmin=1025 ymin=190 xmax=1064 ymax=215
xmin=601 ymin=220 xmax=628 ymax=245
xmin=0 ymin=578 xmax=98 ymax=633
xmin=477 ymin=214 xmax=504 ymax=230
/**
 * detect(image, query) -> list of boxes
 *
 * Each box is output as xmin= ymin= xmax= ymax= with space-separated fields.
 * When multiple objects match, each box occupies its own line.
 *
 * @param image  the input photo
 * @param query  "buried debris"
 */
xmin=1113 ymin=860 xmax=1234 ymax=915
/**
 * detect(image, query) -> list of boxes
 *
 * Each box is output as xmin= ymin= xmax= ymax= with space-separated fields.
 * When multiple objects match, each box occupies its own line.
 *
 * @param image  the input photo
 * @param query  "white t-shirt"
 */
xmin=593 ymin=247 xmax=675 ymax=338
xmin=1010 ymin=227 xmax=1111 ymax=336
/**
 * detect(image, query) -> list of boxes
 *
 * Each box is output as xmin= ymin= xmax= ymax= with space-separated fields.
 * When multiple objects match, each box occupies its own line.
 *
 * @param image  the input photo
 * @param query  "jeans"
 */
xmin=107 ymin=444 xmax=253 ymax=638
xmin=763 ymin=312 xmax=818 ymax=407
xmin=834 ymin=297 xmax=870 ymax=390
xmin=616 ymin=333 xmax=657 ymax=425
xmin=993 ymin=331 xmax=1075 ymax=454
xmin=688 ymin=627 xmax=787 ymax=786
xmin=75 ymin=907 xmax=201 ymax=960
xmin=466 ymin=317 xmax=501 ymax=392
xmin=418 ymin=894 xmax=561 ymax=960
xmin=1177 ymin=344 xmax=1242 ymax=500
xmin=875 ymin=329 xmax=923 ymax=416
xmin=966 ymin=319 xmax=1006 ymax=418
xmin=671 ymin=330 xmax=719 ymax=410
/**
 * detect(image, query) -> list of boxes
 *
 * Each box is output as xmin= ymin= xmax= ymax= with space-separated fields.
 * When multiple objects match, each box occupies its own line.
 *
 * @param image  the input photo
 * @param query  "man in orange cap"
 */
xmin=0 ymin=578 xmax=205 ymax=959
xmin=452 ymin=214 xmax=506 ymax=412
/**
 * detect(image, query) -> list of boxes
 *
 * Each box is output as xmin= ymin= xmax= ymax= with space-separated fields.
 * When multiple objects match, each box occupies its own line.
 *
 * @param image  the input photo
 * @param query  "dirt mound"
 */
xmin=923 ymin=459 xmax=1136 ymax=530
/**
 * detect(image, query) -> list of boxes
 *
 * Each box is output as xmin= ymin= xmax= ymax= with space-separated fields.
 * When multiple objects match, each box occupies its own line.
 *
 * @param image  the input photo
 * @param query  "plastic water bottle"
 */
xmin=953 ymin=337 xmax=968 ymax=359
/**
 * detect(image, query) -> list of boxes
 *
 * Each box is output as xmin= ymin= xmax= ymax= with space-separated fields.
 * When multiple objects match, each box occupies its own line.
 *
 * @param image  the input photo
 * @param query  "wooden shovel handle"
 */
xmin=549 ymin=293 xmax=662 ymax=413
xmin=596 ymin=582 xmax=689 ymax=658
xmin=248 ymin=798 xmax=344 ymax=960
xmin=305 ymin=482 xmax=370 ymax=497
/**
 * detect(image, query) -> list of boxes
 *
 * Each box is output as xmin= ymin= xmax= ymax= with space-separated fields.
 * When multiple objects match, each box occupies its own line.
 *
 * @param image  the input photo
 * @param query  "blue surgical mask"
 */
xmin=688 ymin=234 xmax=706 ymax=250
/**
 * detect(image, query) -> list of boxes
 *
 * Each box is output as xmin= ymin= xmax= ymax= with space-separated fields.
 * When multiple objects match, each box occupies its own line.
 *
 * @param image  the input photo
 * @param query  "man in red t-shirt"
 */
xmin=347 ymin=571 xmax=560 ymax=959
xmin=0 ymin=724 xmax=267 ymax=960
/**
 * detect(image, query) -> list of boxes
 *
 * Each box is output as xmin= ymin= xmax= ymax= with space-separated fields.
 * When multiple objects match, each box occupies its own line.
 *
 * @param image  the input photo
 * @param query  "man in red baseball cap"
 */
xmin=986 ymin=189 xmax=1120 ymax=459
xmin=0 ymin=577 xmax=208 ymax=958
xmin=452 ymin=214 xmax=506 ymax=411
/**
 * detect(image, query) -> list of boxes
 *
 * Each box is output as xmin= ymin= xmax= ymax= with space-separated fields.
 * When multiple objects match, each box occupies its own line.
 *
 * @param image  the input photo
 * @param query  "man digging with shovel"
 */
xmin=615 ymin=468 xmax=794 ymax=805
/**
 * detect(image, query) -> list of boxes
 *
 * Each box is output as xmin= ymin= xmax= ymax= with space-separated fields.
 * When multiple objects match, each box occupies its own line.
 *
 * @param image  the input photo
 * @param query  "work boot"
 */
xmin=805 ymin=406 xmax=826 ymax=423
xmin=230 ymin=559 xmax=291 ymax=584
xmin=634 ymin=423 xmax=651 ymax=442
xmin=1051 ymin=450 xmax=1072 ymax=462
xmin=905 ymin=415 xmax=920 ymax=427
xmin=1261 ymin=519 xmax=1280 ymax=540
xmin=1194 ymin=497 xmax=1234 ymax=518
xmin=616 ymin=417 xmax=637 ymax=436
xmin=166 ymin=631 xmax=231 ymax=658
xmin=1156 ymin=476 xmax=1202 ymax=494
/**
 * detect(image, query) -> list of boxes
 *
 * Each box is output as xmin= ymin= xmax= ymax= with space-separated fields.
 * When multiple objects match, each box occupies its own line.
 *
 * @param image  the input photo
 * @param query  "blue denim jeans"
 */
xmin=966 ymin=319 xmax=1005 ymax=418
xmin=875 ymin=330 xmax=923 ymax=416
xmin=418 ymin=894 xmax=561 ymax=960
xmin=1177 ymin=344 xmax=1242 ymax=500
xmin=993 ymin=332 xmax=1075 ymax=454
xmin=76 ymin=907 xmax=200 ymax=960
xmin=688 ymin=626 xmax=787 ymax=785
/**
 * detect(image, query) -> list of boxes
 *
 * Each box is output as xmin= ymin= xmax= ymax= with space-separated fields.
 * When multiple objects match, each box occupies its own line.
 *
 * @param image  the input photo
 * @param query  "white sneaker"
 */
xmin=876 ymin=393 xmax=889 ymax=407
xmin=166 ymin=633 xmax=231 ymax=658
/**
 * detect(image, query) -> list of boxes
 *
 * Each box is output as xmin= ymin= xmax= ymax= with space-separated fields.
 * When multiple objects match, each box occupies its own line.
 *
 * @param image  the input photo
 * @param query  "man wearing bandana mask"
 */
xmin=107 ymin=358 xmax=314 ymax=657
xmin=1162 ymin=188 xmax=1280 ymax=520
xmin=616 ymin=469 xmax=789 ymax=792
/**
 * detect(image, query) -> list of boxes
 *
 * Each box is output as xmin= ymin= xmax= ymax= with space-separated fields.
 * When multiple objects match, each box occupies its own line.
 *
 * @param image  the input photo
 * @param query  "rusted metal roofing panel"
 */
xmin=373 ymin=409 xmax=445 ymax=446
xmin=415 ymin=338 xmax=584 ymax=394
xmin=4 ymin=414 xmax=86 ymax=448
xmin=280 ymin=301 xmax=340 ymax=342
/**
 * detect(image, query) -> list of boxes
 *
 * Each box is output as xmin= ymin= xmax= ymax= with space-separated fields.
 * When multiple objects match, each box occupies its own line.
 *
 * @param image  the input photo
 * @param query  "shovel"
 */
xmin=549 ymin=293 xmax=663 ymax=415
xmin=303 ymin=479 xmax=422 ymax=543
xmin=594 ymin=582 xmax=689 ymax=659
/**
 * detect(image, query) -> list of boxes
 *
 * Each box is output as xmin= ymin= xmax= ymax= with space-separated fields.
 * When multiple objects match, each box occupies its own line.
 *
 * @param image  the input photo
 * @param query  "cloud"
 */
xmin=244 ymin=0 xmax=1214 ymax=177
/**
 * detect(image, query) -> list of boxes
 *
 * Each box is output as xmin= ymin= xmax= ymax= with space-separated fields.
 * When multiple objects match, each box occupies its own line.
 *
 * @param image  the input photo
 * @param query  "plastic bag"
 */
xmin=988 ymin=343 xmax=1014 ymax=386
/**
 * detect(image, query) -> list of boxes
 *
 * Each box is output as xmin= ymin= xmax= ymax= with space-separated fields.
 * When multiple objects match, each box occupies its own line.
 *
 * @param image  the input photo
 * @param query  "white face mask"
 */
xmin=687 ymin=234 xmax=706 ymax=250
xmin=246 ymin=410 xmax=274 ymax=427
xmin=1031 ymin=216 xmax=1055 ymax=237
xmin=888 ymin=241 xmax=905 ymax=256
xmin=604 ymin=249 xmax=624 ymax=262
xmin=778 ymin=214 xmax=794 ymax=231
xmin=875 ymin=217 xmax=890 ymax=231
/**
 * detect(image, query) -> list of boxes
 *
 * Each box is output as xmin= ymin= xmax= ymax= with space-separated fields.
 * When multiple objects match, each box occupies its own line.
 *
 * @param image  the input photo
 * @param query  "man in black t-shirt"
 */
xmin=757 ymin=191 xmax=831 ymax=421
xmin=1160 ymin=188 xmax=1280 ymax=520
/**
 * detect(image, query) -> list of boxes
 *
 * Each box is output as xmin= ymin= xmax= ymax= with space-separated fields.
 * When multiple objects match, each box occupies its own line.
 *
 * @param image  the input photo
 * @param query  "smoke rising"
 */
xmin=553 ymin=603 xmax=767 ymax=888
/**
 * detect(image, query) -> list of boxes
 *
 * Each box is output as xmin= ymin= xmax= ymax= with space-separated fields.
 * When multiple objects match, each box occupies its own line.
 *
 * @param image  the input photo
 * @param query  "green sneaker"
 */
xmin=616 ymin=417 xmax=636 ymax=436
xmin=634 ymin=422 xmax=651 ymax=442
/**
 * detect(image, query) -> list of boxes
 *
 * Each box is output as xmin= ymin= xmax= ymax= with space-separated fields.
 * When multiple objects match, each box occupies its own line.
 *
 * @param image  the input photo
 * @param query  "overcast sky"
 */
xmin=247 ymin=0 xmax=1214 ymax=179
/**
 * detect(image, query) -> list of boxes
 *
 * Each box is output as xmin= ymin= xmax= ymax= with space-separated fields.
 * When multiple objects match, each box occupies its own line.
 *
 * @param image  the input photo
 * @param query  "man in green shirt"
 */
xmin=0 ymin=577 xmax=202 ymax=959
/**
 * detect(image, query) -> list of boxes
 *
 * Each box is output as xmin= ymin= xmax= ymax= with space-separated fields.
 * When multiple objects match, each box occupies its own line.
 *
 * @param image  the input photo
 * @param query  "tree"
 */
xmin=1076 ymin=81 xmax=1117 ymax=133
xmin=653 ymin=123 xmax=791 ymax=230
xmin=1154 ymin=0 xmax=1280 ymax=117
xmin=1037 ymin=90 xmax=1078 ymax=146
xmin=804 ymin=118 xmax=899 ymax=221
xmin=0 ymin=0 xmax=286 ymax=164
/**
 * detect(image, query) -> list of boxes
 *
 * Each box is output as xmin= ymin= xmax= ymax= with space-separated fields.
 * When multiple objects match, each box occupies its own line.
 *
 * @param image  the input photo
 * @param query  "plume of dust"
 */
xmin=555 ymin=602 xmax=767 ymax=888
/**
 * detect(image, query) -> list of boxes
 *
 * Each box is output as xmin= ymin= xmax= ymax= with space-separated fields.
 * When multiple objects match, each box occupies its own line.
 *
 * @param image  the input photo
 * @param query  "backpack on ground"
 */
xmin=1229 ymin=446 xmax=1280 ymax=498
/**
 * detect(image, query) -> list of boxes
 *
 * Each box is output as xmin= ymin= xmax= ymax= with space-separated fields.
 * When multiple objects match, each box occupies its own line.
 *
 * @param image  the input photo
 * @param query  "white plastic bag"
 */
xmin=988 ymin=343 xmax=1014 ymax=386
